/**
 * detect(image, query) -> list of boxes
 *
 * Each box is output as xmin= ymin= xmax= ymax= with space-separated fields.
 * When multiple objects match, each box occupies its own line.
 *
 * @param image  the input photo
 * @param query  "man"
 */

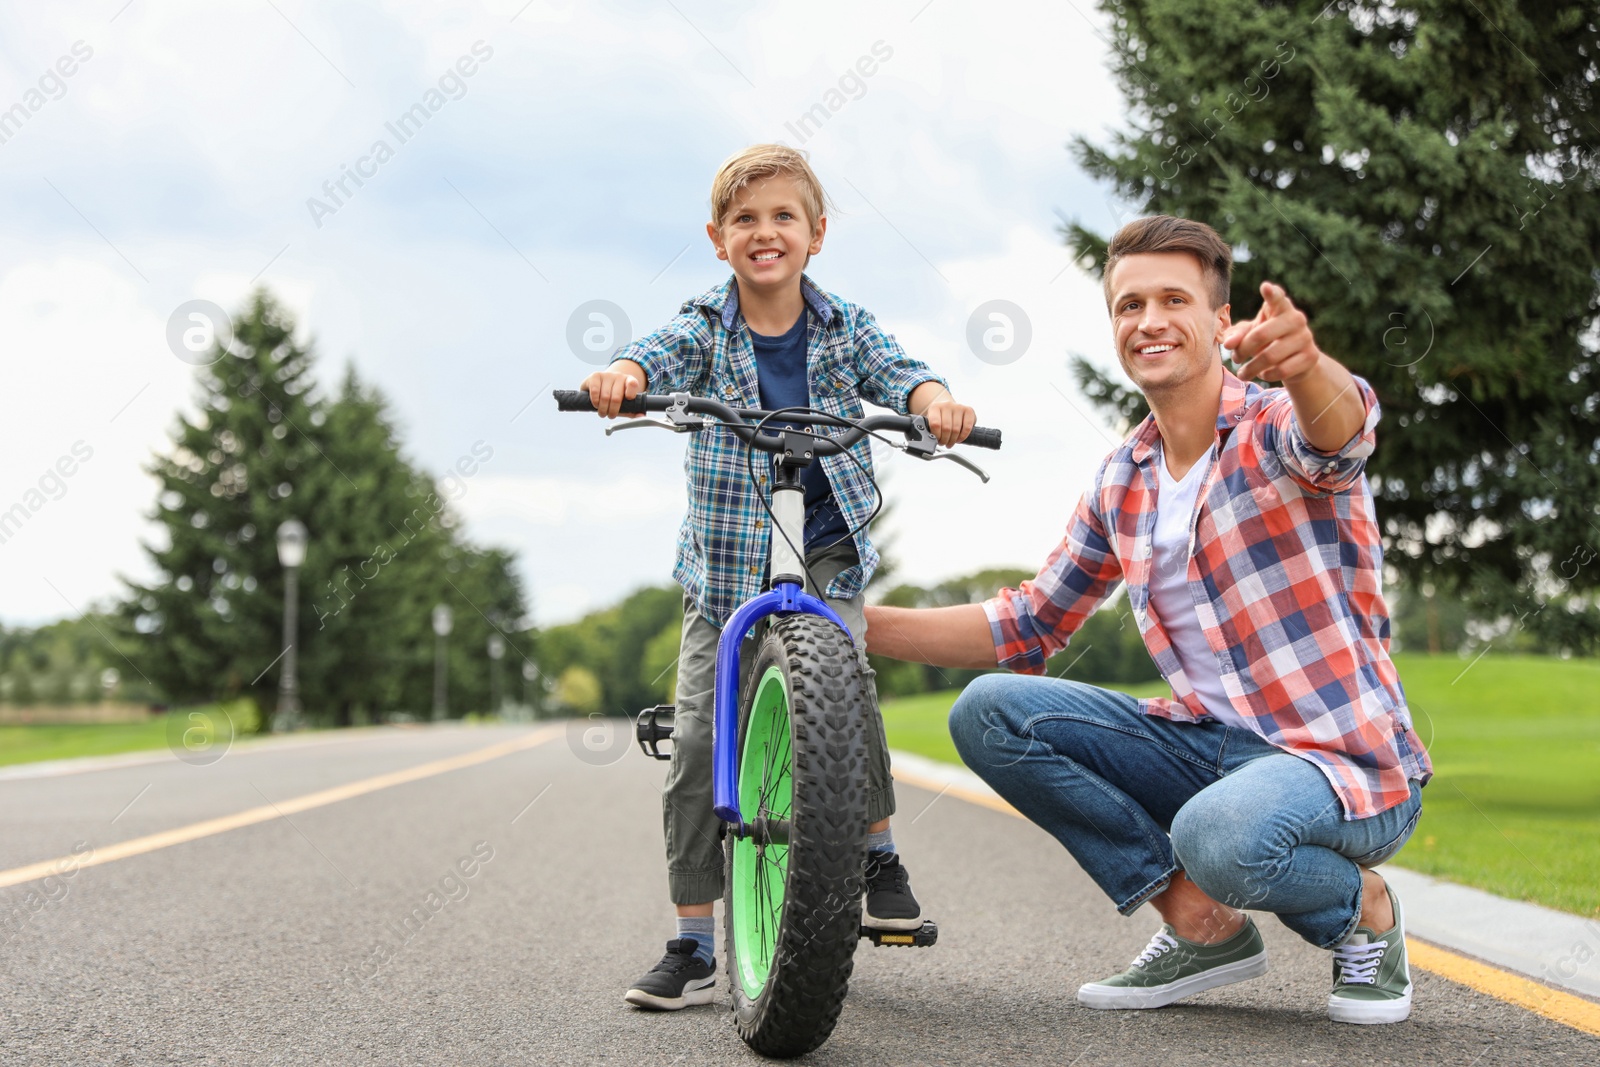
xmin=865 ymin=215 xmax=1431 ymax=1024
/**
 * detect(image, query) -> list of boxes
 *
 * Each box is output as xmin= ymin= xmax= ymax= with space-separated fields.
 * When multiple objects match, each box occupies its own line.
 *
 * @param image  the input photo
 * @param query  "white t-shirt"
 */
xmin=1150 ymin=451 xmax=1248 ymax=729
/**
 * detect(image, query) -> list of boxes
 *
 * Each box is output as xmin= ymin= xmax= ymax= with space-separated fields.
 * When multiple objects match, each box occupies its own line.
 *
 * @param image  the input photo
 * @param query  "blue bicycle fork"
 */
xmin=710 ymin=453 xmax=852 ymax=833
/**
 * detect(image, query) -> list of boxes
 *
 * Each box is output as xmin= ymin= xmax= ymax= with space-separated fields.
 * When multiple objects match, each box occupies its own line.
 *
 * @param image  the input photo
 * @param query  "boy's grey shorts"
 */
xmin=661 ymin=541 xmax=895 ymax=905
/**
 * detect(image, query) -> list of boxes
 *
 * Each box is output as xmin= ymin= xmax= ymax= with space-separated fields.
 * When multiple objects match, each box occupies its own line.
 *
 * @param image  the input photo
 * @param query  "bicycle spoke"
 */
xmin=773 ymin=726 xmax=792 ymax=817
xmin=758 ymin=734 xmax=774 ymax=819
xmin=755 ymin=846 xmax=769 ymax=951
xmin=732 ymin=664 xmax=804 ymax=1003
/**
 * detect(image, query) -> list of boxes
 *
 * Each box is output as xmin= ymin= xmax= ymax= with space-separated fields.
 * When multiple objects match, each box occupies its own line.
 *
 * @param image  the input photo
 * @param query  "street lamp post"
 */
xmin=488 ymin=633 xmax=506 ymax=716
xmin=274 ymin=519 xmax=308 ymax=732
xmin=521 ymin=660 xmax=539 ymax=718
xmin=432 ymin=604 xmax=453 ymax=721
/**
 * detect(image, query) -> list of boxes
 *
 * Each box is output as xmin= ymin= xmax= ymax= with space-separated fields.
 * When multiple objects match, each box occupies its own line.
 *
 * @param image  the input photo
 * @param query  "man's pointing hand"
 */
xmin=1221 ymin=282 xmax=1324 ymax=385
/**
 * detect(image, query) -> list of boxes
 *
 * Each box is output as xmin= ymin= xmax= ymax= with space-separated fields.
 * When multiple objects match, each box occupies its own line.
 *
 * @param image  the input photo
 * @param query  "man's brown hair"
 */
xmin=1103 ymin=215 xmax=1233 ymax=311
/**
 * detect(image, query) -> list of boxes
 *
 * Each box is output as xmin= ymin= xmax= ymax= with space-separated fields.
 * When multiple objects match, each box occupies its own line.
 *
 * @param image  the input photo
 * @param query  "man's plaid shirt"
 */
xmin=618 ymin=275 xmax=943 ymax=629
xmin=984 ymin=371 xmax=1432 ymax=820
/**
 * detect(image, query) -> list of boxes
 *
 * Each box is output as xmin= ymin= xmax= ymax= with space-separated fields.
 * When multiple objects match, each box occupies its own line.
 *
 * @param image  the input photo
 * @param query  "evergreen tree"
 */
xmin=298 ymin=368 xmax=451 ymax=723
xmin=128 ymin=291 xmax=325 ymax=710
xmin=127 ymin=290 xmax=528 ymax=724
xmin=1066 ymin=0 xmax=1600 ymax=651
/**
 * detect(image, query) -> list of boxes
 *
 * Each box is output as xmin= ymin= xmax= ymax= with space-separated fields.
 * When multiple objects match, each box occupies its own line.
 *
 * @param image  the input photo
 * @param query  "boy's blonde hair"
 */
xmin=710 ymin=144 xmax=833 ymax=232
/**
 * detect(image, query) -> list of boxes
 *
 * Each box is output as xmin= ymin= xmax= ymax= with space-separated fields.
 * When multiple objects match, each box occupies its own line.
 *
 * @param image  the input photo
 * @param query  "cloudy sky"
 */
xmin=0 ymin=0 xmax=1139 ymax=629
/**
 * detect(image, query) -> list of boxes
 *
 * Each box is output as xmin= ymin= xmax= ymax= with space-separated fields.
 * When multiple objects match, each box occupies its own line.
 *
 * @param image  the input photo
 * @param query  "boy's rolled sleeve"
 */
xmin=613 ymin=308 xmax=710 ymax=394
xmin=982 ymin=482 xmax=1124 ymax=673
xmin=1257 ymin=374 xmax=1380 ymax=495
xmin=851 ymin=308 xmax=944 ymax=414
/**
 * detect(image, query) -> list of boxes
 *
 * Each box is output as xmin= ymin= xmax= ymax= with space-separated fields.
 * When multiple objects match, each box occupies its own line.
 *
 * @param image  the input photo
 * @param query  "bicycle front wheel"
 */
xmin=724 ymin=613 xmax=870 ymax=1058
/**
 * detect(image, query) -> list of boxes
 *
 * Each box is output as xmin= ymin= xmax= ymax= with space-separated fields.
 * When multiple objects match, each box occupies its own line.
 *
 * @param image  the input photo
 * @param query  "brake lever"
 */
xmin=897 ymin=415 xmax=990 ymax=481
xmin=604 ymin=418 xmax=686 ymax=436
xmin=917 ymin=448 xmax=991 ymax=483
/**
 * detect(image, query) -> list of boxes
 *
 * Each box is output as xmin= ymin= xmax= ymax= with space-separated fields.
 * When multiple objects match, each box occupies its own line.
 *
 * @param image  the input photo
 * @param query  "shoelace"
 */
xmin=866 ymin=857 xmax=908 ymax=894
xmin=652 ymin=940 xmax=701 ymax=973
xmin=1132 ymin=930 xmax=1179 ymax=969
xmin=1332 ymin=940 xmax=1387 ymax=985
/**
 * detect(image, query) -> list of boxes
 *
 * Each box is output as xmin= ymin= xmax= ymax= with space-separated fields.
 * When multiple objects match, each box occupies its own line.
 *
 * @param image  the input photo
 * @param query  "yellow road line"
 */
xmin=0 ymin=725 xmax=564 ymax=891
xmin=1408 ymin=939 xmax=1600 ymax=1038
xmin=892 ymin=763 xmax=1017 ymax=819
xmin=892 ymin=761 xmax=1600 ymax=1038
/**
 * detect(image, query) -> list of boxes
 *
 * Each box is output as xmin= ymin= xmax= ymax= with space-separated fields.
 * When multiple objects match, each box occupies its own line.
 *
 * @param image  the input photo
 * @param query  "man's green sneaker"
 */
xmin=1328 ymin=881 xmax=1413 ymax=1024
xmin=1077 ymin=917 xmax=1268 ymax=1009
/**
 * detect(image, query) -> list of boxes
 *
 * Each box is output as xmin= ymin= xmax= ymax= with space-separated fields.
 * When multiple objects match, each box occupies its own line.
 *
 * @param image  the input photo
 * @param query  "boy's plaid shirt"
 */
xmin=616 ymin=274 xmax=943 ymax=629
xmin=984 ymin=371 xmax=1432 ymax=820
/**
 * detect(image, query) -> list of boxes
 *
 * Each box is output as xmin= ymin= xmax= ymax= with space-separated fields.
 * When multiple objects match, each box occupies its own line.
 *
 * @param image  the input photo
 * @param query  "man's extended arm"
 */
xmin=1222 ymin=281 xmax=1365 ymax=452
xmin=864 ymin=603 xmax=996 ymax=669
xmin=867 ymin=474 xmax=1125 ymax=673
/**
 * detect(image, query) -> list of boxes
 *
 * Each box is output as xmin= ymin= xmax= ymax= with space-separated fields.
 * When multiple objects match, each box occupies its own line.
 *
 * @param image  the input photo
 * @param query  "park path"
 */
xmin=1 ymin=723 xmax=1593 ymax=1065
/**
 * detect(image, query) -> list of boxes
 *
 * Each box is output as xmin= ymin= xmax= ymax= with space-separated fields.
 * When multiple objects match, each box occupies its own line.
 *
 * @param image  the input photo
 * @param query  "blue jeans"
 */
xmin=949 ymin=675 xmax=1423 ymax=949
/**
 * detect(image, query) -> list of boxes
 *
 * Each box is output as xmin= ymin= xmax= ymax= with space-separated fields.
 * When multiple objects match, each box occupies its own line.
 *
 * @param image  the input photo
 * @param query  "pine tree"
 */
xmin=1066 ymin=0 xmax=1600 ymax=651
xmin=127 ymin=290 xmax=529 ymax=723
xmin=128 ymin=291 xmax=325 ymax=709
xmin=297 ymin=367 xmax=449 ymax=722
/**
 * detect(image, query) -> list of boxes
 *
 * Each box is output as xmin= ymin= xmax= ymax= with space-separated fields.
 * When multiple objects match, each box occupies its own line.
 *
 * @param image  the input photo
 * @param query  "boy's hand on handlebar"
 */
xmin=913 ymin=383 xmax=977 ymax=447
xmin=580 ymin=360 xmax=646 ymax=418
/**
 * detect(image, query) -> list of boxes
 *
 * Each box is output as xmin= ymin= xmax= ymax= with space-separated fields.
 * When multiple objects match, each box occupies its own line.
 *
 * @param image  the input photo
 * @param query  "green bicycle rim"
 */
xmin=731 ymin=664 xmax=793 ymax=1001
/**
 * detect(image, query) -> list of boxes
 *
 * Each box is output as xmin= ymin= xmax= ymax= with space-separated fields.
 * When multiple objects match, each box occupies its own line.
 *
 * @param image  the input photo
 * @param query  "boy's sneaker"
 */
xmin=1077 ymin=917 xmax=1268 ymax=1010
xmin=1328 ymin=881 xmax=1413 ymax=1024
xmin=862 ymin=851 xmax=924 ymax=931
xmin=622 ymin=939 xmax=716 ymax=1011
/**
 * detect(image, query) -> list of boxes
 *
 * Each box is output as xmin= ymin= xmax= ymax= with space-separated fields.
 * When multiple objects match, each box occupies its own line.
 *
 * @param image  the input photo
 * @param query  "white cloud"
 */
xmin=455 ymin=473 xmax=685 ymax=527
xmin=0 ymin=257 xmax=194 ymax=622
xmin=0 ymin=0 xmax=1133 ymax=628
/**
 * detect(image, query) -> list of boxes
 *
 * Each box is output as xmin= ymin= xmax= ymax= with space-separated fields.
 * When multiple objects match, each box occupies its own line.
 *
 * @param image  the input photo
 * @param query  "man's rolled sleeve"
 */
xmin=1260 ymin=374 xmax=1380 ymax=494
xmin=613 ymin=308 xmax=710 ymax=394
xmin=852 ymin=308 xmax=944 ymax=414
xmin=982 ymin=485 xmax=1124 ymax=673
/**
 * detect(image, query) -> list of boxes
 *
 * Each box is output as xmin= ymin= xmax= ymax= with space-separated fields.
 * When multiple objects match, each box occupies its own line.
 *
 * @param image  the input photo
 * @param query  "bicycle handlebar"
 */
xmin=551 ymin=389 xmax=1002 ymax=453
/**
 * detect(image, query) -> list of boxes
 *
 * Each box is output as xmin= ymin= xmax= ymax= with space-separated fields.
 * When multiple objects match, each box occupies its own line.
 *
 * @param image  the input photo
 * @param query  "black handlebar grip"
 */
xmin=552 ymin=389 xmax=594 ymax=411
xmin=964 ymin=426 xmax=1003 ymax=450
xmin=552 ymin=389 xmax=647 ymax=415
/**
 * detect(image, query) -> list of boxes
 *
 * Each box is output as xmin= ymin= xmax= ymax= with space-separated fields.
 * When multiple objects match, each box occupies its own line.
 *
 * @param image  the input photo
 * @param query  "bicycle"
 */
xmin=553 ymin=387 xmax=1000 ymax=1057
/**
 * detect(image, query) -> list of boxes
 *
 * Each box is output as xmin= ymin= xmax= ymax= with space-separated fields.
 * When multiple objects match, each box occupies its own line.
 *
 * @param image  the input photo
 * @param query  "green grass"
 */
xmin=0 ymin=699 xmax=260 ymax=769
xmin=0 ymin=718 xmax=174 ymax=767
xmin=880 ymin=653 xmax=1600 ymax=918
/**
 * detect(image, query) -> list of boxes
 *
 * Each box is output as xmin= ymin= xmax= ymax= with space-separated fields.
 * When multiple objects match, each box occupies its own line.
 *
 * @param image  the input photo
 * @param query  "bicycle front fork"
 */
xmin=709 ymin=577 xmax=850 ymax=832
xmin=711 ymin=452 xmax=851 ymax=832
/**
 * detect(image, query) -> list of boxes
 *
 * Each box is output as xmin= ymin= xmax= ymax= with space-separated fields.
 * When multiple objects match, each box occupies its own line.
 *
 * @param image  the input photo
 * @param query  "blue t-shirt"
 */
xmin=749 ymin=311 xmax=852 ymax=550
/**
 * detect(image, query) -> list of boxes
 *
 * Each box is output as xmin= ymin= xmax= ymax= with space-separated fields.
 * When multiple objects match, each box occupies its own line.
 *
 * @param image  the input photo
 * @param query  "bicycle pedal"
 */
xmin=859 ymin=920 xmax=938 ymax=948
xmin=635 ymin=705 xmax=675 ymax=760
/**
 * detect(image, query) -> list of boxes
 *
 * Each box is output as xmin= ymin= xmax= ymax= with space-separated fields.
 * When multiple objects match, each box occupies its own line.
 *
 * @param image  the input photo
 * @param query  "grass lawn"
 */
xmin=880 ymin=653 xmax=1600 ymax=918
xmin=0 ymin=718 xmax=173 ymax=768
xmin=0 ymin=699 xmax=259 ymax=769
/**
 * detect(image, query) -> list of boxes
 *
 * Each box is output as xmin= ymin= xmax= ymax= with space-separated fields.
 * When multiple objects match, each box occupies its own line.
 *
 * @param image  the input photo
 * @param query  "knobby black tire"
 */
xmin=723 ymin=614 xmax=870 ymax=1059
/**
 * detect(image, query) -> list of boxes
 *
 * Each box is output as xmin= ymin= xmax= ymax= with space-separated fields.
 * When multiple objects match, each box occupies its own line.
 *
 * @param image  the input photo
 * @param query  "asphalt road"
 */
xmin=1 ymin=722 xmax=1593 ymax=1066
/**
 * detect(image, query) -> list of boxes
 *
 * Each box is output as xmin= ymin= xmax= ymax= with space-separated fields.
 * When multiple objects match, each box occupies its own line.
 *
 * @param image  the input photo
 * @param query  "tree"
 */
xmin=0 ymin=614 xmax=157 ymax=707
xmin=552 ymin=666 xmax=603 ymax=714
xmin=1066 ymin=0 xmax=1600 ymax=652
xmin=296 ymin=370 xmax=526 ymax=723
xmin=533 ymin=585 xmax=683 ymax=717
xmin=641 ymin=622 xmax=681 ymax=703
xmin=126 ymin=290 xmax=527 ymax=725
xmin=1389 ymin=583 xmax=1472 ymax=654
xmin=127 ymin=290 xmax=325 ymax=711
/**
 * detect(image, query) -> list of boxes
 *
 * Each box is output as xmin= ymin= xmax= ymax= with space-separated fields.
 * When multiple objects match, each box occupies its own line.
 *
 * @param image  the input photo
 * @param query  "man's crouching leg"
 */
xmin=1171 ymin=754 xmax=1422 ymax=1023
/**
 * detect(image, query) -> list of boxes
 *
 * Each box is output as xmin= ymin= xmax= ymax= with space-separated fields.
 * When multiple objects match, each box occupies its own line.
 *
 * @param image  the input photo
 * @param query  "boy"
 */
xmin=581 ymin=144 xmax=976 ymax=1010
